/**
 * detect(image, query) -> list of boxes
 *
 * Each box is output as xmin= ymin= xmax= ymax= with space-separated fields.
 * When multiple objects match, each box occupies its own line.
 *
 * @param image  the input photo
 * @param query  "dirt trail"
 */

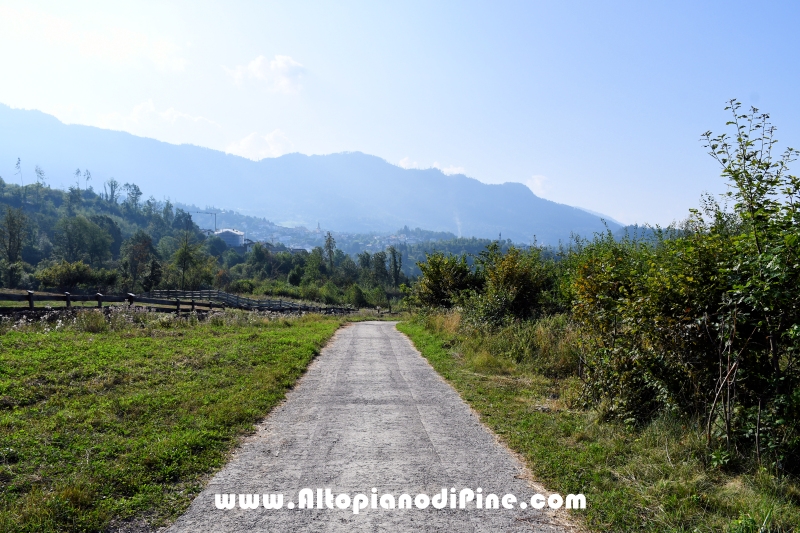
xmin=165 ymin=321 xmax=577 ymax=532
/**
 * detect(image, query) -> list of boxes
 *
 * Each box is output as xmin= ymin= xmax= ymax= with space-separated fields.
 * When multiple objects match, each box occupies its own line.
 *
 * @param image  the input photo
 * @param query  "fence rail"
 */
xmin=0 ymin=289 xmax=354 ymax=315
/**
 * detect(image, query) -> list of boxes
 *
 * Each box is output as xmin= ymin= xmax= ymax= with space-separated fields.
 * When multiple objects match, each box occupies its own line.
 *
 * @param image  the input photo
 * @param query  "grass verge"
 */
xmin=397 ymin=314 xmax=800 ymax=532
xmin=0 ymin=309 xmax=342 ymax=532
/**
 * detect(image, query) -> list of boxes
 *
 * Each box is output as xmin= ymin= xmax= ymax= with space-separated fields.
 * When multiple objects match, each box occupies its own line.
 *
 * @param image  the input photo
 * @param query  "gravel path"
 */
xmin=165 ymin=321 xmax=577 ymax=532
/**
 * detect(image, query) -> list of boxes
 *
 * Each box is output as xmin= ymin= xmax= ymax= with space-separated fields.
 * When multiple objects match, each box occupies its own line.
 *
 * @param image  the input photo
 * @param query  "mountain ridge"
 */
xmin=0 ymin=103 xmax=619 ymax=243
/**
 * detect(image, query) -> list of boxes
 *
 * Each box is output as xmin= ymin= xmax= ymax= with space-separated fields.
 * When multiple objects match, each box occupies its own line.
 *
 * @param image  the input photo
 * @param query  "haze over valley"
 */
xmin=0 ymin=104 xmax=618 ymax=245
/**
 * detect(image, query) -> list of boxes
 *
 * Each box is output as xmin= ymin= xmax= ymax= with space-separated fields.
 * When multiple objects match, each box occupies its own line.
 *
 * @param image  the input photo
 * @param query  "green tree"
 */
xmin=388 ymin=246 xmax=402 ymax=287
xmin=0 ymin=207 xmax=28 ymax=287
xmin=324 ymin=231 xmax=336 ymax=272
xmin=90 ymin=215 xmax=123 ymax=258
xmin=141 ymin=258 xmax=163 ymax=291
xmin=372 ymin=251 xmax=389 ymax=286
xmin=53 ymin=216 xmax=111 ymax=265
xmin=172 ymin=231 xmax=203 ymax=290
xmin=0 ymin=207 xmax=27 ymax=264
xmin=302 ymin=247 xmax=326 ymax=284
xmin=104 ymin=178 xmax=120 ymax=204
xmin=120 ymin=230 xmax=157 ymax=290
xmin=66 ymin=186 xmax=82 ymax=215
xmin=123 ymin=182 xmax=143 ymax=212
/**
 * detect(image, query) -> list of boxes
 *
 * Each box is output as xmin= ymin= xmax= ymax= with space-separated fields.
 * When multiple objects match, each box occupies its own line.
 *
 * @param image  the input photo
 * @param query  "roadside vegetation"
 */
xmin=0 ymin=308 xmax=342 ymax=532
xmin=401 ymin=102 xmax=800 ymax=531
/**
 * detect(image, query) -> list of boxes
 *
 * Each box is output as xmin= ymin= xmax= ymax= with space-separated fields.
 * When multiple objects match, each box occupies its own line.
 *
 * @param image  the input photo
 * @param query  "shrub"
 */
xmin=36 ymin=260 xmax=95 ymax=291
xmin=227 ymin=279 xmax=255 ymax=294
xmin=347 ymin=284 xmax=368 ymax=308
xmin=411 ymin=251 xmax=477 ymax=308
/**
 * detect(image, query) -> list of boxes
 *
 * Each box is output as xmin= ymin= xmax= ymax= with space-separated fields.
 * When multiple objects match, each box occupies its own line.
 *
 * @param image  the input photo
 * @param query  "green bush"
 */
xmin=410 ymin=251 xmax=477 ymax=308
xmin=226 ymin=279 xmax=255 ymax=294
xmin=346 ymin=284 xmax=368 ymax=307
xmin=35 ymin=260 xmax=95 ymax=290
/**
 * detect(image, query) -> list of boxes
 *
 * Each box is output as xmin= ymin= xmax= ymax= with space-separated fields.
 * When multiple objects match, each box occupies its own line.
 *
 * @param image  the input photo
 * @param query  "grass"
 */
xmin=397 ymin=313 xmax=800 ymax=532
xmin=0 ymin=308 xmax=342 ymax=532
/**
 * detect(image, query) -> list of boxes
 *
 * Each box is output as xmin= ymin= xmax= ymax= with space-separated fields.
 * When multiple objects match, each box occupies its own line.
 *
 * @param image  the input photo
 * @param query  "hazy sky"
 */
xmin=1 ymin=1 xmax=798 ymax=225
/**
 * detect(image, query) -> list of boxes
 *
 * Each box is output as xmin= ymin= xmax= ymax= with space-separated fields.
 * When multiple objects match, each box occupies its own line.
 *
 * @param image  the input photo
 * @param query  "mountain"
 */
xmin=0 ymin=104 xmax=619 ymax=244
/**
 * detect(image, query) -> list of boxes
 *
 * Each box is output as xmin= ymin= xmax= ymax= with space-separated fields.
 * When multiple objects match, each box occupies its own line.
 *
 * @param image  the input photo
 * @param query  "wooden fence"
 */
xmin=0 ymin=289 xmax=355 ymax=315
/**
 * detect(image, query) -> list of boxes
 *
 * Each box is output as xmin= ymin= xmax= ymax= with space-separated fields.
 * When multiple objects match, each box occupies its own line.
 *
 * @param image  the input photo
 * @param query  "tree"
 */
xmin=0 ymin=207 xmax=28 ymax=287
xmin=172 ymin=209 xmax=194 ymax=231
xmin=53 ymin=216 xmax=111 ymax=265
xmin=205 ymin=235 xmax=228 ymax=257
xmin=85 ymin=222 xmax=113 ymax=266
xmin=66 ymin=186 xmax=82 ymax=215
xmin=104 ymin=178 xmax=120 ymax=204
xmin=120 ymin=230 xmax=157 ymax=289
xmin=123 ymin=182 xmax=143 ymax=212
xmin=14 ymin=158 xmax=22 ymax=187
xmin=372 ymin=251 xmax=389 ymax=285
xmin=90 ymin=215 xmax=123 ymax=258
xmin=388 ymin=246 xmax=402 ymax=287
xmin=357 ymin=251 xmax=371 ymax=270
xmin=14 ymin=158 xmax=24 ymax=203
xmin=162 ymin=199 xmax=174 ymax=225
xmin=324 ymin=231 xmax=336 ymax=272
xmin=172 ymin=231 xmax=203 ymax=290
xmin=141 ymin=258 xmax=162 ymax=291
xmin=0 ymin=207 xmax=28 ymax=262
xmin=302 ymin=247 xmax=326 ymax=284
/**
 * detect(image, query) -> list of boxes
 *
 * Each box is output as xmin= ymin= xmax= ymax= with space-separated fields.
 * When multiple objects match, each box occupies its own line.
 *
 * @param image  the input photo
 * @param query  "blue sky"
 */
xmin=0 ymin=0 xmax=798 ymax=225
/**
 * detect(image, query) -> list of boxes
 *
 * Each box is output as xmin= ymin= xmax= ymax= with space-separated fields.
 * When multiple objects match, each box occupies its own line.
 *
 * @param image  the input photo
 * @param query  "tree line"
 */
xmin=0 ymin=173 xmax=408 ymax=307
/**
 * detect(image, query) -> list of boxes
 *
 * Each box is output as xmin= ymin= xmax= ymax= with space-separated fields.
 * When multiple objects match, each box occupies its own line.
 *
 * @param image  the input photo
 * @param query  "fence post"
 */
xmin=175 ymin=298 xmax=181 ymax=315
xmin=96 ymin=293 xmax=103 ymax=308
xmin=65 ymin=292 xmax=71 ymax=309
xmin=209 ymin=301 xmax=213 ymax=312
xmin=27 ymin=290 xmax=34 ymax=310
xmin=127 ymin=293 xmax=135 ymax=308
xmin=191 ymin=299 xmax=195 ymax=312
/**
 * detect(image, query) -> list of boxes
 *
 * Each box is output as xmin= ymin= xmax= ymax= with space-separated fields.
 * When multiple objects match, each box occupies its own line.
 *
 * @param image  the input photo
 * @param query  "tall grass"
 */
xmin=401 ymin=312 xmax=800 ymax=532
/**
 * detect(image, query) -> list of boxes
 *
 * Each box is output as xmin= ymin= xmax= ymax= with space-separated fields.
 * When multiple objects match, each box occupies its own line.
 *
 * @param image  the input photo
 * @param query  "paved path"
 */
xmin=166 ymin=321 xmax=575 ymax=532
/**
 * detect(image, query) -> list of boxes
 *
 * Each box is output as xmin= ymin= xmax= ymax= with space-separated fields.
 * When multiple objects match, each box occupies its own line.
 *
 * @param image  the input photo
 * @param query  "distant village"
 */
xmin=208 ymin=224 xmax=437 ymax=255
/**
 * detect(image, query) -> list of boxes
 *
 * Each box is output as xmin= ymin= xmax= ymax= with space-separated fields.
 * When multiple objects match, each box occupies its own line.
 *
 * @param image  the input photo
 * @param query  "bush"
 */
xmin=227 ymin=279 xmax=255 ymax=294
xmin=287 ymin=266 xmax=302 ymax=286
xmin=347 ymin=284 xmax=368 ymax=308
xmin=410 ymin=251 xmax=477 ymax=308
xmin=319 ymin=281 xmax=341 ymax=304
xmin=35 ymin=260 xmax=95 ymax=291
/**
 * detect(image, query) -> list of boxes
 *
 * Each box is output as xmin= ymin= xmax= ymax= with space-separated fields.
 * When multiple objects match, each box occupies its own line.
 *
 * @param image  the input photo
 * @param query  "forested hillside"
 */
xmin=0 ymin=177 xmax=412 ymax=307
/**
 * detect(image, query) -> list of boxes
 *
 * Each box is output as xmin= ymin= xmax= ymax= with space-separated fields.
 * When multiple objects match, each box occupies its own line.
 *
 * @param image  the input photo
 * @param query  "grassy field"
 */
xmin=398 ymin=315 xmax=800 ymax=533
xmin=0 ymin=309 xmax=342 ymax=532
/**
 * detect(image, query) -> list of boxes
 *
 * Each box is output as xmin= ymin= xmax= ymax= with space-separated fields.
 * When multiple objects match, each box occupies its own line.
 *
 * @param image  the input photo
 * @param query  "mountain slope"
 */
xmin=0 ymin=104 xmax=618 ymax=243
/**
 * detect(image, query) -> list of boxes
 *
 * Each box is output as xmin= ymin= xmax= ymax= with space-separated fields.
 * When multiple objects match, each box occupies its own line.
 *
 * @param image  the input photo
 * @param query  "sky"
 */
xmin=0 ymin=0 xmax=798 ymax=226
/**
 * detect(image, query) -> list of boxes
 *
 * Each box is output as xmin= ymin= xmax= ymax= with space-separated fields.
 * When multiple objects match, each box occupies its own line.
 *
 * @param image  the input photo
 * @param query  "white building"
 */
xmin=215 ymin=228 xmax=244 ymax=247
